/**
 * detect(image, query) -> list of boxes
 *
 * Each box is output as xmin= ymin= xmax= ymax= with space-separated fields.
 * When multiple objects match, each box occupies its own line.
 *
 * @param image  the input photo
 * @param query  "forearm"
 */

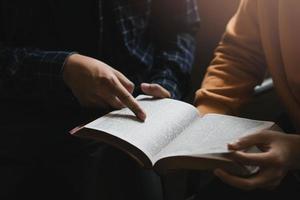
xmin=195 ymin=0 xmax=266 ymax=115
xmin=0 ymin=45 xmax=75 ymax=102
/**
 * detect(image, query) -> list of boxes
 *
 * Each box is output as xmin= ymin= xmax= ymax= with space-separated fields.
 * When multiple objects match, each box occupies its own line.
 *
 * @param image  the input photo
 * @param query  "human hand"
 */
xmin=63 ymin=54 xmax=146 ymax=121
xmin=140 ymin=83 xmax=171 ymax=98
xmin=214 ymin=130 xmax=300 ymax=190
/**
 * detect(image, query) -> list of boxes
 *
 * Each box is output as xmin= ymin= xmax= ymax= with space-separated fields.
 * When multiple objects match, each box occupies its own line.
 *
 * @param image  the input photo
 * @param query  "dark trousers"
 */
xmin=0 ymin=139 xmax=164 ymax=200
xmin=0 ymin=102 xmax=163 ymax=200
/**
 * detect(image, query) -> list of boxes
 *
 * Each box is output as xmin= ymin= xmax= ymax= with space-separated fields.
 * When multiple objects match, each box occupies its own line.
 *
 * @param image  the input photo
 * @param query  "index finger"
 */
xmin=229 ymin=151 xmax=271 ymax=166
xmin=112 ymin=80 xmax=146 ymax=121
xmin=228 ymin=133 xmax=271 ymax=151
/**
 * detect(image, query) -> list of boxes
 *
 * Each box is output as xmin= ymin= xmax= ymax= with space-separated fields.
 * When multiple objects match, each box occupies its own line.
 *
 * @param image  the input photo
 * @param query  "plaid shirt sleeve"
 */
xmin=0 ymin=44 xmax=75 ymax=102
xmin=150 ymin=0 xmax=200 ymax=100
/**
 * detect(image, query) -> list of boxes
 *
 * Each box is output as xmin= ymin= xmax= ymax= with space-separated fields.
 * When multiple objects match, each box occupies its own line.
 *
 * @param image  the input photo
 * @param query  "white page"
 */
xmin=153 ymin=114 xmax=274 ymax=163
xmin=84 ymin=95 xmax=199 ymax=162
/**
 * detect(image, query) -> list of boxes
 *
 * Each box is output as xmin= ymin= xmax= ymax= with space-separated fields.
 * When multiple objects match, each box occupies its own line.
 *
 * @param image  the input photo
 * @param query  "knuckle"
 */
xmin=152 ymin=84 xmax=160 ymax=89
xmin=128 ymin=82 xmax=135 ymax=88
xmin=98 ymin=74 xmax=116 ymax=84
xmin=125 ymin=82 xmax=134 ymax=90
xmin=119 ymin=93 xmax=131 ymax=102
xmin=113 ymin=101 xmax=124 ymax=109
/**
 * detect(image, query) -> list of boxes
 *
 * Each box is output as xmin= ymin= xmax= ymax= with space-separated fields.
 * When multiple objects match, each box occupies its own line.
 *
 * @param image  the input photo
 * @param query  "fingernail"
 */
xmin=129 ymin=83 xmax=135 ymax=93
xmin=229 ymin=140 xmax=240 ymax=146
xmin=233 ymin=139 xmax=240 ymax=144
xmin=130 ymin=82 xmax=135 ymax=88
xmin=138 ymin=112 xmax=147 ymax=121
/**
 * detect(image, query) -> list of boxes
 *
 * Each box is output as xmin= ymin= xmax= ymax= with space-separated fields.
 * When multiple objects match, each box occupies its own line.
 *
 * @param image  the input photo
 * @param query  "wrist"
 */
xmin=62 ymin=53 xmax=80 ymax=83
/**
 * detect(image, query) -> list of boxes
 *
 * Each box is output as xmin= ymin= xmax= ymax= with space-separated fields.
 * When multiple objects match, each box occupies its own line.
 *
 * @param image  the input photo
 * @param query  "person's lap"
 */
xmin=192 ymin=172 xmax=300 ymax=199
xmin=0 ymin=133 xmax=163 ymax=200
xmin=0 ymin=101 xmax=163 ymax=200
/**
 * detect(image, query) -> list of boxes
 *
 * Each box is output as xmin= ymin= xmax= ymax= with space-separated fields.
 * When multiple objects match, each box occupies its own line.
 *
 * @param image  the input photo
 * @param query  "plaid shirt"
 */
xmin=0 ymin=0 xmax=199 ymax=105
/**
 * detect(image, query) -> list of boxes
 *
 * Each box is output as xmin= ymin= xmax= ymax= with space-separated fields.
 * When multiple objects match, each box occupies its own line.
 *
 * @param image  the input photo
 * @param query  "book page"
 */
xmin=84 ymin=95 xmax=199 ymax=163
xmin=153 ymin=114 xmax=274 ymax=163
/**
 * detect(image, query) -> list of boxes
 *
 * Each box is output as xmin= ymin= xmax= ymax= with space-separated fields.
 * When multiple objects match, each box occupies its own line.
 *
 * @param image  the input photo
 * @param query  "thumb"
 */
xmin=141 ymin=83 xmax=171 ymax=98
xmin=229 ymin=132 xmax=270 ymax=151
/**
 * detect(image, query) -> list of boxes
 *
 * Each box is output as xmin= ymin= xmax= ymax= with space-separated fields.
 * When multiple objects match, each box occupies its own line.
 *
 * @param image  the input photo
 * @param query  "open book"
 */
xmin=71 ymin=95 xmax=275 ymax=176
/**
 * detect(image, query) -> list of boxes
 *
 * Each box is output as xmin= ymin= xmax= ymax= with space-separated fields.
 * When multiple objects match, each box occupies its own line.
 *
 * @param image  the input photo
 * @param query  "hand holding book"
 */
xmin=214 ymin=130 xmax=300 ymax=190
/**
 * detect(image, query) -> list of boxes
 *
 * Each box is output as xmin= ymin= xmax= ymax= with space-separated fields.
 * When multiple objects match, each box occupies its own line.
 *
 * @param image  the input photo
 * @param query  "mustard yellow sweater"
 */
xmin=195 ymin=0 xmax=300 ymax=130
